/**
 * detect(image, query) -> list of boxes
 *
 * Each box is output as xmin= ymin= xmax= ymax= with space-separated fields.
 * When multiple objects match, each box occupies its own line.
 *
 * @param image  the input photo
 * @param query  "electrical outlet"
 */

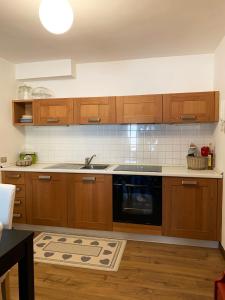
xmin=0 ymin=157 xmax=7 ymax=163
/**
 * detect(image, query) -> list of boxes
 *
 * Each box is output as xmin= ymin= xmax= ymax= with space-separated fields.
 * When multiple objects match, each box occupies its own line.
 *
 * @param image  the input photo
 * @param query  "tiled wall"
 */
xmin=25 ymin=124 xmax=216 ymax=166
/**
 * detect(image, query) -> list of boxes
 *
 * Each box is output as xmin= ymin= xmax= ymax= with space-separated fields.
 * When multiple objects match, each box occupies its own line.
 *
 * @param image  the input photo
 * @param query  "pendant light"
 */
xmin=39 ymin=0 xmax=74 ymax=34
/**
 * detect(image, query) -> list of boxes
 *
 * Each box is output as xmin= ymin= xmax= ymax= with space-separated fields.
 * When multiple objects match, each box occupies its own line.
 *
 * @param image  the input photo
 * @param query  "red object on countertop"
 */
xmin=215 ymin=272 xmax=225 ymax=300
xmin=201 ymin=146 xmax=210 ymax=156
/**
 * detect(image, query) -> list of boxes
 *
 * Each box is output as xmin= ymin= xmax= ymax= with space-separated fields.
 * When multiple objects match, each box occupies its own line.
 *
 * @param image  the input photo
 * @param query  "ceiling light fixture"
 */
xmin=39 ymin=0 xmax=74 ymax=35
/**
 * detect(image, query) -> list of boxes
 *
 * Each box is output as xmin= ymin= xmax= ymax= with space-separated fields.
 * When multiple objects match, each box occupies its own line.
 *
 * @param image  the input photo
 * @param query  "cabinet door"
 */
xmin=163 ymin=92 xmax=219 ymax=123
xmin=76 ymin=97 xmax=116 ymax=124
xmin=163 ymin=177 xmax=219 ymax=240
xmin=68 ymin=174 xmax=113 ymax=230
xmin=26 ymin=173 xmax=68 ymax=226
xmin=116 ymin=94 xmax=163 ymax=124
xmin=34 ymin=98 xmax=74 ymax=125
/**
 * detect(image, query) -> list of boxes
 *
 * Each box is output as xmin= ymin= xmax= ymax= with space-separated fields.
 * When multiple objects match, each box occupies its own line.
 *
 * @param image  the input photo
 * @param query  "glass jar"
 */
xmin=18 ymin=84 xmax=32 ymax=99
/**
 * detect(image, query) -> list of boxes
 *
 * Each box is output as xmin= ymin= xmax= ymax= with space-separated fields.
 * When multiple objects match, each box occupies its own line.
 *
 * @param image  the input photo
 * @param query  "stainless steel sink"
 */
xmin=44 ymin=163 xmax=109 ymax=170
xmin=44 ymin=163 xmax=83 ymax=170
xmin=80 ymin=164 xmax=109 ymax=170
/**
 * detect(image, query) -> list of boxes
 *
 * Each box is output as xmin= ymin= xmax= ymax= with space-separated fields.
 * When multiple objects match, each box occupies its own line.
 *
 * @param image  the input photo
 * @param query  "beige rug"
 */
xmin=34 ymin=232 xmax=126 ymax=272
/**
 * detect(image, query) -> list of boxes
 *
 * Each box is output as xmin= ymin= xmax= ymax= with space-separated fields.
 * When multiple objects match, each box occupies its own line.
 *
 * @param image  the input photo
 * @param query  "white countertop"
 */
xmin=0 ymin=163 xmax=223 ymax=178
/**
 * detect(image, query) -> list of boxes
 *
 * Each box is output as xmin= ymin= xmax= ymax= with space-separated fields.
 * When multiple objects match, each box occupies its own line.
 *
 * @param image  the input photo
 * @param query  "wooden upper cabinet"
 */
xmin=76 ymin=97 xmax=116 ymax=124
xmin=163 ymin=92 xmax=219 ymax=123
xmin=163 ymin=177 xmax=220 ymax=240
xmin=116 ymin=94 xmax=163 ymax=124
xmin=26 ymin=172 xmax=68 ymax=227
xmin=34 ymin=98 xmax=74 ymax=125
xmin=68 ymin=174 xmax=113 ymax=231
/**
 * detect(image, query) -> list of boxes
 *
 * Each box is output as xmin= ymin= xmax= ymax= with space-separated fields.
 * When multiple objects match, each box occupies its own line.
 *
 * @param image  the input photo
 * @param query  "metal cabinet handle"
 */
xmin=180 ymin=115 xmax=197 ymax=121
xmin=82 ymin=177 xmax=96 ymax=182
xmin=88 ymin=117 xmax=101 ymax=123
xmin=47 ymin=118 xmax=60 ymax=123
xmin=14 ymin=200 xmax=22 ymax=205
xmin=7 ymin=174 xmax=21 ymax=179
xmin=13 ymin=213 xmax=22 ymax=218
xmin=182 ymin=180 xmax=198 ymax=185
xmin=38 ymin=175 xmax=51 ymax=180
xmin=16 ymin=187 xmax=21 ymax=192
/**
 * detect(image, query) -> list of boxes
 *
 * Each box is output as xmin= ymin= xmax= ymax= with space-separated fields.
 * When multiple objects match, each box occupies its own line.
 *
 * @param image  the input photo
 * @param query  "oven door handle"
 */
xmin=113 ymin=183 xmax=148 ymax=188
xmin=125 ymin=184 xmax=148 ymax=188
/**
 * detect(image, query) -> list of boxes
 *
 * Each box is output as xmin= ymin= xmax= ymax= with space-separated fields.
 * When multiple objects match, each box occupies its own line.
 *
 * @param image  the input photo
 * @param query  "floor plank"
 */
xmin=8 ymin=240 xmax=225 ymax=300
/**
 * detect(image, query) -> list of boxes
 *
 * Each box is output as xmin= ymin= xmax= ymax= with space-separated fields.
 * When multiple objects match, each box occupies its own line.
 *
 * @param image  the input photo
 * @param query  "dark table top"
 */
xmin=0 ymin=229 xmax=34 ymax=258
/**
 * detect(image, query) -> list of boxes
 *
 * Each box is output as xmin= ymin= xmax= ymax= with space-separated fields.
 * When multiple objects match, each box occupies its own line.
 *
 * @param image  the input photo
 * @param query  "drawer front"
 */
xmin=15 ymin=185 xmax=25 ymax=197
xmin=3 ymin=172 xmax=25 ymax=184
xmin=13 ymin=204 xmax=26 ymax=223
xmin=14 ymin=198 xmax=26 ymax=209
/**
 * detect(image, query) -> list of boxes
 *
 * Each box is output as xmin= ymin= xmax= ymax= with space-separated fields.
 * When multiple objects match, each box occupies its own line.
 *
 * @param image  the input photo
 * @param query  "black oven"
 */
xmin=113 ymin=175 xmax=162 ymax=226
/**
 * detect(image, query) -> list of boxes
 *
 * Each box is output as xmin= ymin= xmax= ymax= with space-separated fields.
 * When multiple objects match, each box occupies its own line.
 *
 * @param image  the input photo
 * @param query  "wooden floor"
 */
xmin=8 ymin=240 xmax=224 ymax=300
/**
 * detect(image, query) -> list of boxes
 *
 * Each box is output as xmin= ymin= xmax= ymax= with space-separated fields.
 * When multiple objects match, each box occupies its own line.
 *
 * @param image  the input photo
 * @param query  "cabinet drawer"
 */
xmin=13 ymin=205 xmax=26 ymax=223
xmin=3 ymin=172 xmax=25 ymax=184
xmin=14 ymin=198 xmax=26 ymax=209
xmin=15 ymin=185 xmax=25 ymax=197
xmin=73 ymin=174 xmax=108 ymax=183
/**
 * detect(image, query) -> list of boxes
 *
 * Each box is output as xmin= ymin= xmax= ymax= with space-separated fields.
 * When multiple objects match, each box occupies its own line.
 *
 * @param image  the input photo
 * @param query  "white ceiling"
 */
xmin=0 ymin=0 xmax=225 ymax=63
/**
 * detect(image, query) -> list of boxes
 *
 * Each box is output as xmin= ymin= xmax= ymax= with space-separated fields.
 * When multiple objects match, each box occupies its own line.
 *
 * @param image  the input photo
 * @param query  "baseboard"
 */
xmin=219 ymin=242 xmax=225 ymax=259
xmin=13 ymin=223 xmax=219 ymax=249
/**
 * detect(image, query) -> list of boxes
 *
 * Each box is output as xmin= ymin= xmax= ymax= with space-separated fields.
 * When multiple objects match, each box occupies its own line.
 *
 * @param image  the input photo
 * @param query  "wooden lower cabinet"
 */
xmin=2 ymin=171 xmax=27 ymax=223
xmin=163 ymin=177 xmax=221 ymax=240
xmin=68 ymin=174 xmax=113 ymax=231
xmin=26 ymin=172 xmax=68 ymax=227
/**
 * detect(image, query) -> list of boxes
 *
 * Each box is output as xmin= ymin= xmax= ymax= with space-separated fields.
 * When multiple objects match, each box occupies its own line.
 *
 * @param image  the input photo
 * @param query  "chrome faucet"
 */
xmin=85 ymin=154 xmax=96 ymax=166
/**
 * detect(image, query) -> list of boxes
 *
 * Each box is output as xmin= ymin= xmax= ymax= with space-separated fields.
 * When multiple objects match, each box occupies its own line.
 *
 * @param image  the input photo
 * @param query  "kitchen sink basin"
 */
xmin=80 ymin=164 xmax=109 ymax=170
xmin=45 ymin=163 xmax=83 ymax=170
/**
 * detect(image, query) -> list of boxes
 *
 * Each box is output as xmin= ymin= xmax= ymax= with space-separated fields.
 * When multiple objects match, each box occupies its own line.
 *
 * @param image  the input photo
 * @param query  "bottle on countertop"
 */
xmin=207 ymin=143 xmax=214 ymax=170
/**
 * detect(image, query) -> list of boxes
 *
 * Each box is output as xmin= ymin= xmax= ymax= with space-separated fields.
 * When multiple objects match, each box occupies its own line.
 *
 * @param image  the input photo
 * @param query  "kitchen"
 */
xmin=0 ymin=1 xmax=225 ymax=300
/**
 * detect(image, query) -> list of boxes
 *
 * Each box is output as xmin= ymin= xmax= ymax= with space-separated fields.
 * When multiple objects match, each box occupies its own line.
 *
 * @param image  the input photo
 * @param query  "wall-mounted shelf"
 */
xmin=13 ymin=100 xmax=34 ymax=126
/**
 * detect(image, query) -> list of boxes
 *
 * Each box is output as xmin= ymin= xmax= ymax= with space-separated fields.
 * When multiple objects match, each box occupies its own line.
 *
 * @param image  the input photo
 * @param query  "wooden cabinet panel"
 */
xmin=1 ymin=171 xmax=27 ymax=224
xmin=13 ymin=198 xmax=27 ymax=223
xmin=26 ymin=173 xmax=68 ymax=227
xmin=34 ymin=98 xmax=74 ymax=125
xmin=76 ymin=97 xmax=116 ymax=124
xmin=15 ymin=184 xmax=26 ymax=197
xmin=68 ymin=174 xmax=113 ymax=230
xmin=163 ymin=177 xmax=220 ymax=240
xmin=2 ymin=171 xmax=25 ymax=184
xmin=116 ymin=94 xmax=163 ymax=124
xmin=163 ymin=92 xmax=219 ymax=123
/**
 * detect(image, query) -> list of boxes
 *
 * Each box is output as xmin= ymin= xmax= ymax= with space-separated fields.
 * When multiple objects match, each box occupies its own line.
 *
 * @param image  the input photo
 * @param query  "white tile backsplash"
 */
xmin=24 ymin=124 xmax=216 ymax=166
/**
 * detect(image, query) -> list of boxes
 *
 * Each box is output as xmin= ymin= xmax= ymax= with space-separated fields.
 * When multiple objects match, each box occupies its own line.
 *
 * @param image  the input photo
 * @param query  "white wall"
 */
xmin=0 ymin=57 xmax=24 ymax=168
xmin=25 ymin=54 xmax=214 ymax=97
xmin=214 ymin=36 xmax=225 ymax=248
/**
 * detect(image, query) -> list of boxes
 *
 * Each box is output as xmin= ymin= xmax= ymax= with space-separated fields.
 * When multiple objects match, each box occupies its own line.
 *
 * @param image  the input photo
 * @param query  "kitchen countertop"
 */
xmin=0 ymin=163 xmax=223 ymax=178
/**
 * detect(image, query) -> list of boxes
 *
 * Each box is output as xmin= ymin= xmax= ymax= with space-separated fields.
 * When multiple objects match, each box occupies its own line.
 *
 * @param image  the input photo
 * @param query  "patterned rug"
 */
xmin=34 ymin=232 xmax=126 ymax=272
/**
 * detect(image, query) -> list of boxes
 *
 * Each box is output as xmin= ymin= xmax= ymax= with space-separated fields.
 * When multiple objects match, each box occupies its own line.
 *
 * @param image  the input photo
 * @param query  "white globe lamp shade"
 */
xmin=39 ymin=0 xmax=74 ymax=34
